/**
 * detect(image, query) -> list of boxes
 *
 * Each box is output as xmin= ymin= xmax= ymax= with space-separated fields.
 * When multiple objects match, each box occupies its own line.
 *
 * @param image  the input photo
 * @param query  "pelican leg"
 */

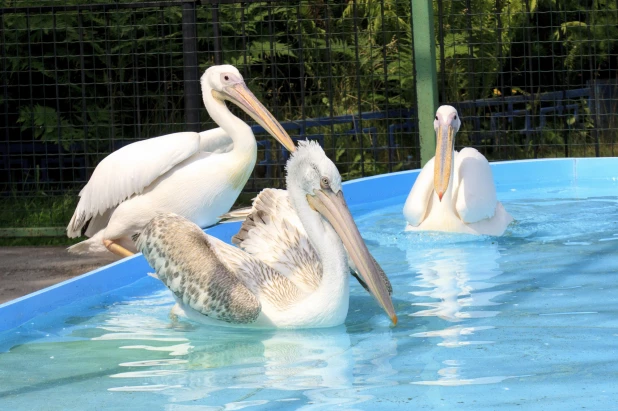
xmin=169 ymin=303 xmax=181 ymax=322
xmin=103 ymin=239 xmax=135 ymax=258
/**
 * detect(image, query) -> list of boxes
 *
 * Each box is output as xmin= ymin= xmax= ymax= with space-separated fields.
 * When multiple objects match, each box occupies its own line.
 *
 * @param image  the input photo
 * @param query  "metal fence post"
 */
xmin=182 ymin=0 xmax=201 ymax=132
xmin=412 ymin=0 xmax=439 ymax=166
xmin=212 ymin=2 xmax=222 ymax=65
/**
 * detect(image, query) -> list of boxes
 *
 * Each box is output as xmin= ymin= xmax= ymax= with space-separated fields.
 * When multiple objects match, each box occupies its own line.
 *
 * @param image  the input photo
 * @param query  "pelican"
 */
xmin=403 ymin=105 xmax=513 ymax=236
xmin=67 ymin=65 xmax=295 ymax=258
xmin=136 ymin=141 xmax=397 ymax=329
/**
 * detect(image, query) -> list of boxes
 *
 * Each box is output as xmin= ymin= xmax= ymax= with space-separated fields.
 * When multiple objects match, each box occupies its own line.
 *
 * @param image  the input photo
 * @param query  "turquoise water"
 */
xmin=1 ymin=181 xmax=618 ymax=410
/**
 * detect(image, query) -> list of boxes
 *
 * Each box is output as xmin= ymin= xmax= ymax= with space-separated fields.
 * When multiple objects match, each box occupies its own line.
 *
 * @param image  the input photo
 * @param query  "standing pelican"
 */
xmin=67 ymin=65 xmax=295 ymax=257
xmin=137 ymin=141 xmax=396 ymax=328
xmin=403 ymin=105 xmax=513 ymax=236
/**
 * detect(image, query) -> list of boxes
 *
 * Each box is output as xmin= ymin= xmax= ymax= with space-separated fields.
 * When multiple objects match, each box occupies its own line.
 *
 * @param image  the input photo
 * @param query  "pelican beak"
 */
xmin=214 ymin=83 xmax=296 ymax=153
xmin=433 ymin=124 xmax=455 ymax=202
xmin=307 ymin=188 xmax=397 ymax=325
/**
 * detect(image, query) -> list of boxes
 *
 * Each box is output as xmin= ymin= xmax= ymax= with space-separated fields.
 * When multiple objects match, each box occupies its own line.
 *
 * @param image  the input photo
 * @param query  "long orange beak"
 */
xmin=307 ymin=188 xmax=397 ymax=325
xmin=433 ymin=125 xmax=455 ymax=202
xmin=214 ymin=82 xmax=296 ymax=153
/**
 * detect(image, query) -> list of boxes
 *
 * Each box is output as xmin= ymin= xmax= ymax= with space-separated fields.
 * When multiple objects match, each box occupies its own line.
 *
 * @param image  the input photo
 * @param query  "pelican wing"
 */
xmin=219 ymin=206 xmax=253 ymax=223
xmin=231 ymin=189 xmax=323 ymax=293
xmin=454 ymin=148 xmax=498 ymax=223
xmin=226 ymin=190 xmax=392 ymax=295
xmin=138 ymin=213 xmax=303 ymax=324
xmin=198 ymin=127 xmax=233 ymax=154
xmin=402 ymin=157 xmax=435 ymax=226
xmin=67 ymin=132 xmax=202 ymax=237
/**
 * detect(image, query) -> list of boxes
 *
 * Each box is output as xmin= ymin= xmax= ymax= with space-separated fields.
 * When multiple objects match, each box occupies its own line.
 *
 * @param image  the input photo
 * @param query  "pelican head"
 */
xmin=286 ymin=141 xmax=397 ymax=325
xmin=433 ymin=105 xmax=461 ymax=201
xmin=202 ymin=65 xmax=296 ymax=152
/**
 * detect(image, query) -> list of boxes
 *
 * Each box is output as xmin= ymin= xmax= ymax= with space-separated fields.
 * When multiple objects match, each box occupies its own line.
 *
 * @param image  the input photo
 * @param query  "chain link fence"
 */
xmin=1 ymin=0 xmax=617 ymax=236
xmin=1 ymin=0 xmax=417 ymax=234
xmin=436 ymin=0 xmax=618 ymax=159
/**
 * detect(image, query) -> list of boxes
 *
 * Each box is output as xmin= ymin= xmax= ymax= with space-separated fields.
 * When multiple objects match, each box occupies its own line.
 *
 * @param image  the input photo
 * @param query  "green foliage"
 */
xmin=3 ymin=0 xmax=617 ymax=154
xmin=17 ymin=105 xmax=84 ymax=150
xmin=436 ymin=0 xmax=618 ymax=161
xmin=2 ymin=0 xmax=413 ymax=146
xmin=437 ymin=0 xmax=618 ymax=100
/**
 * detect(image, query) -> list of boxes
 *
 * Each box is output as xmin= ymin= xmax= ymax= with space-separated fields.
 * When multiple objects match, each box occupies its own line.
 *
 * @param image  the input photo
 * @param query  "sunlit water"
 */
xmin=1 ymin=181 xmax=618 ymax=410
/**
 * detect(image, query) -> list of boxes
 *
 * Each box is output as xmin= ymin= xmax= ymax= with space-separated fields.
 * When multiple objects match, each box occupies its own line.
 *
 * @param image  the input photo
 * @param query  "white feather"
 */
xmin=233 ymin=189 xmax=322 ymax=293
xmin=403 ymin=157 xmax=435 ymax=227
xmin=135 ymin=142 xmax=383 ymax=328
xmin=67 ymin=132 xmax=202 ymax=237
xmin=404 ymin=149 xmax=513 ymax=236
xmin=404 ymin=106 xmax=513 ymax=236
xmin=454 ymin=147 xmax=498 ymax=223
xmin=65 ymin=65 xmax=287 ymax=256
xmin=198 ymin=127 xmax=233 ymax=154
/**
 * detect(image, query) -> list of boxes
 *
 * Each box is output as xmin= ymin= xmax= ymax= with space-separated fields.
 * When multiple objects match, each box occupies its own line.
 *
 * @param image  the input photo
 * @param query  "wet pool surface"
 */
xmin=1 ymin=180 xmax=617 ymax=410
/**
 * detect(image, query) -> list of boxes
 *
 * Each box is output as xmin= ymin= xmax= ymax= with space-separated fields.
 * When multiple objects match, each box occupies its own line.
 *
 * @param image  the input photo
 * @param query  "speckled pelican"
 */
xmin=67 ymin=65 xmax=295 ymax=258
xmin=137 ymin=141 xmax=397 ymax=329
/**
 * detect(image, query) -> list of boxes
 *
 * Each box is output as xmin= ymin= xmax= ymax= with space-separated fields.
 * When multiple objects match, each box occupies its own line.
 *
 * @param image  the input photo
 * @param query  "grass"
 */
xmin=0 ymin=237 xmax=82 ymax=246
xmin=0 ymin=191 xmax=77 ymax=226
xmin=0 ymin=191 xmax=78 ymax=246
xmin=0 ymin=191 xmax=258 ymax=247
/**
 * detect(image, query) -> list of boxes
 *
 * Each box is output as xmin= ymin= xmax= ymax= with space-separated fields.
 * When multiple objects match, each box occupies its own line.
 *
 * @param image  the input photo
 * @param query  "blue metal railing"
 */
xmin=453 ymin=87 xmax=591 ymax=146
xmin=251 ymin=108 xmax=417 ymax=178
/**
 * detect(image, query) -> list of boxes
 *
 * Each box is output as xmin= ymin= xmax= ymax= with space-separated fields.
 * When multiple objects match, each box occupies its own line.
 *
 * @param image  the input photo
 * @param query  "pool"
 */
xmin=1 ymin=158 xmax=617 ymax=410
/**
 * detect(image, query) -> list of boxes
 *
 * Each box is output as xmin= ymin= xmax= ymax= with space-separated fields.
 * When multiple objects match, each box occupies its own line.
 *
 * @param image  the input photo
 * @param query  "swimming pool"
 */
xmin=0 ymin=158 xmax=617 ymax=410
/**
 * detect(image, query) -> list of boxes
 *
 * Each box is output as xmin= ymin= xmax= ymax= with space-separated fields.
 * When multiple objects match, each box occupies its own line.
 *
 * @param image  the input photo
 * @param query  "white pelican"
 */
xmin=136 ymin=141 xmax=396 ymax=329
xmin=67 ymin=65 xmax=295 ymax=258
xmin=403 ymin=105 xmax=513 ymax=236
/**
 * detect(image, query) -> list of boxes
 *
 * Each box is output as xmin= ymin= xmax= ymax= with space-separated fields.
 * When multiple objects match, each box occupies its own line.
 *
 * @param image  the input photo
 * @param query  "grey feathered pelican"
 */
xmin=137 ymin=141 xmax=396 ymax=329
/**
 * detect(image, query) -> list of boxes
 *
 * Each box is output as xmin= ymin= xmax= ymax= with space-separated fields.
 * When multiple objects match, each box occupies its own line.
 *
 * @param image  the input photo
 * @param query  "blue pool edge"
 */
xmin=1 ymin=157 xmax=616 ymax=332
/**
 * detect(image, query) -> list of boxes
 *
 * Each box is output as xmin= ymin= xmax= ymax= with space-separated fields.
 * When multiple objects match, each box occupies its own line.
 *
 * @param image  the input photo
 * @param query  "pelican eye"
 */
xmin=454 ymin=115 xmax=458 ymax=120
xmin=435 ymin=116 xmax=438 ymax=120
xmin=320 ymin=177 xmax=330 ymax=189
xmin=224 ymin=75 xmax=229 ymax=81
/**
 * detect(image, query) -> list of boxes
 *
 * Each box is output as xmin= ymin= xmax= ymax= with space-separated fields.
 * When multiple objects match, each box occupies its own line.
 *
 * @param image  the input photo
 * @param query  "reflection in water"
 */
xmin=406 ymin=241 xmax=515 ymax=386
xmin=90 ymin=290 xmax=397 ymax=409
xmin=413 ymin=362 xmax=517 ymax=386
xmin=410 ymin=245 xmax=508 ymax=322
xmin=411 ymin=325 xmax=494 ymax=348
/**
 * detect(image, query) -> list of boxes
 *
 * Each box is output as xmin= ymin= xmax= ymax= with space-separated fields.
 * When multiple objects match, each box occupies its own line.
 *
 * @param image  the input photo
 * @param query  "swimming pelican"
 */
xmin=67 ymin=65 xmax=295 ymax=258
xmin=403 ymin=105 xmax=513 ymax=236
xmin=136 ymin=141 xmax=397 ymax=329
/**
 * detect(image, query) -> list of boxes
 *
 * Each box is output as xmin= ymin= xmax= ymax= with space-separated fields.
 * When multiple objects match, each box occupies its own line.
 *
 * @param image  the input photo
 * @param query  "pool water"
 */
xmin=1 ymin=181 xmax=618 ymax=410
